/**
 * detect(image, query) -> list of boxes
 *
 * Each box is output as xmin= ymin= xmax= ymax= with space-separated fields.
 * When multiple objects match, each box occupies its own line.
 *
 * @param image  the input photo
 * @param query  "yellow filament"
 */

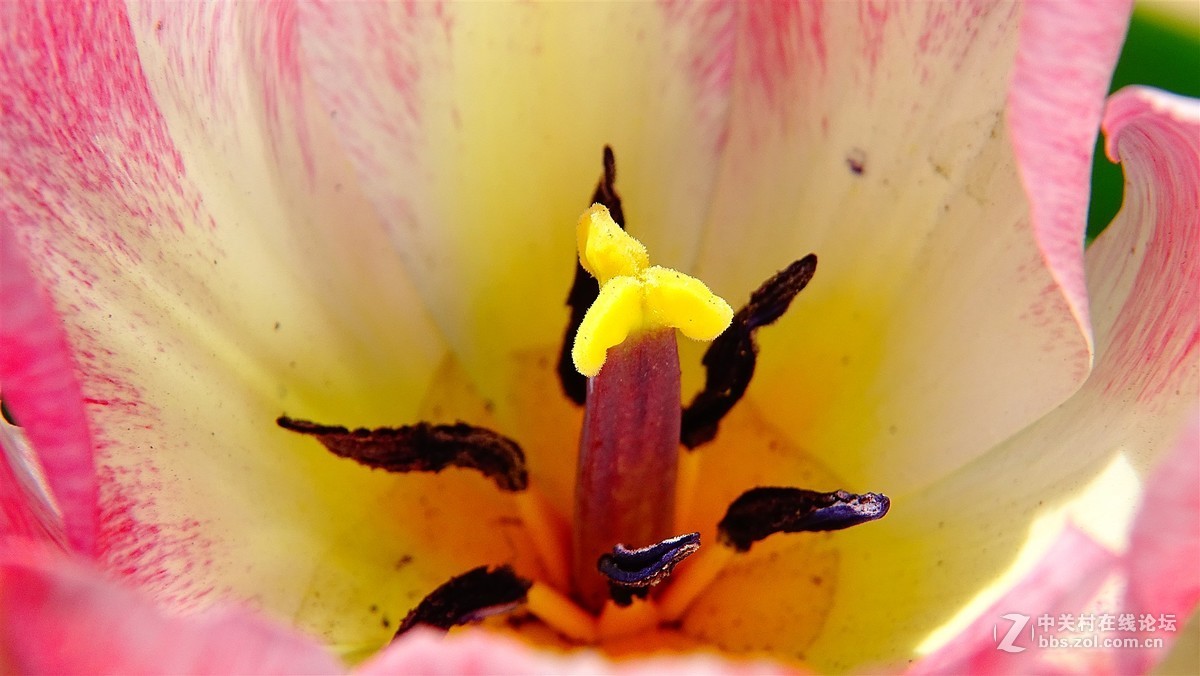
xmin=515 ymin=487 xmax=571 ymax=592
xmin=598 ymin=598 xmax=659 ymax=641
xmin=674 ymin=451 xmax=702 ymax=532
xmin=571 ymin=205 xmax=733 ymax=377
xmin=526 ymin=583 xmax=599 ymax=644
xmin=656 ymin=544 xmax=735 ymax=622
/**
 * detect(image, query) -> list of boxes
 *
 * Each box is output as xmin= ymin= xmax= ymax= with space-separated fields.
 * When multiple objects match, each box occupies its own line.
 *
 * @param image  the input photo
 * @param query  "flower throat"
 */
xmin=279 ymin=147 xmax=889 ymax=644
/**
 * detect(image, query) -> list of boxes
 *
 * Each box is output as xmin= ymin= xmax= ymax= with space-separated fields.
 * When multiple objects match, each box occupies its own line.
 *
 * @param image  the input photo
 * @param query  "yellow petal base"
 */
xmin=571 ymin=205 xmax=733 ymax=377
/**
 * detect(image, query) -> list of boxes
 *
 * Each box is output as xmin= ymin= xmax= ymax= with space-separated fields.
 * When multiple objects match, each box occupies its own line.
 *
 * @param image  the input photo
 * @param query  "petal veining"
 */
xmin=795 ymin=85 xmax=1198 ymax=670
xmin=2 ymin=1 xmax=515 ymax=653
xmin=691 ymin=0 xmax=1127 ymax=495
xmin=298 ymin=1 xmax=738 ymax=399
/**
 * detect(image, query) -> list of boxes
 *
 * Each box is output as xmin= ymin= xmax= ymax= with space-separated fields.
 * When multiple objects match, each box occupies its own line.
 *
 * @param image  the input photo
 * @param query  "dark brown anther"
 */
xmin=681 ymin=254 xmax=817 ymax=449
xmin=558 ymin=146 xmax=625 ymax=406
xmin=598 ymin=532 xmax=700 ymax=607
xmin=717 ymin=487 xmax=890 ymax=552
xmin=277 ymin=416 xmax=528 ymax=491
xmin=394 ymin=565 xmax=533 ymax=636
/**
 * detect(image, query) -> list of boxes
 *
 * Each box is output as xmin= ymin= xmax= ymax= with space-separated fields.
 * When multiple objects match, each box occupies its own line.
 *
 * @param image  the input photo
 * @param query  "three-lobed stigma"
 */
xmin=571 ymin=204 xmax=734 ymax=377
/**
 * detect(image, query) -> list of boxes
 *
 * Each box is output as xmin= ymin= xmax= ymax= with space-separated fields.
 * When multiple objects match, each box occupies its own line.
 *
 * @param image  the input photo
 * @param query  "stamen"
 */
xmin=514 ymin=487 xmax=571 ymax=591
xmin=598 ymin=598 xmax=660 ymax=640
xmin=718 ymin=487 xmax=890 ymax=552
xmin=661 ymin=488 xmax=889 ymax=621
xmin=681 ymin=255 xmax=817 ymax=449
xmin=394 ymin=565 xmax=532 ymax=636
xmin=656 ymin=544 xmax=735 ymax=622
xmin=674 ymin=450 xmax=703 ymax=531
xmin=277 ymin=416 xmax=528 ymax=492
xmin=597 ymin=532 xmax=700 ymax=607
xmin=559 ymin=146 xmax=625 ymax=405
xmin=526 ymin=582 xmax=599 ymax=643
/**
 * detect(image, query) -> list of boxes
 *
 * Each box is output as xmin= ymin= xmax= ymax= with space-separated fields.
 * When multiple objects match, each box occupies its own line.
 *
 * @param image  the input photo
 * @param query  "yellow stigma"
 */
xmin=572 ymin=204 xmax=733 ymax=377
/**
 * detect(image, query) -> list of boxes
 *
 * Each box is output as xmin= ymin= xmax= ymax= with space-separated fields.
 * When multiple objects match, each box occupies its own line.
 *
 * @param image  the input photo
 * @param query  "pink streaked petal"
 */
xmin=1087 ymin=86 xmax=1200 ymax=410
xmin=0 ymin=541 xmax=343 ymax=675
xmin=788 ymin=82 xmax=1196 ymax=670
xmin=3 ymin=0 xmax=226 ymax=604
xmin=0 ymin=224 xmax=93 ymax=552
xmin=690 ymin=0 xmax=1123 ymax=500
xmin=1007 ymin=0 xmax=1134 ymax=342
xmin=1090 ymin=92 xmax=1200 ymax=675
xmin=360 ymin=628 xmax=792 ymax=676
xmin=1126 ymin=420 xmax=1200 ymax=609
xmin=298 ymin=0 xmax=737 ymax=397
xmin=1126 ymin=418 xmax=1200 ymax=612
xmin=909 ymin=525 xmax=1119 ymax=675
xmin=1119 ymin=417 xmax=1200 ymax=674
xmin=5 ymin=0 xmax=491 ymax=652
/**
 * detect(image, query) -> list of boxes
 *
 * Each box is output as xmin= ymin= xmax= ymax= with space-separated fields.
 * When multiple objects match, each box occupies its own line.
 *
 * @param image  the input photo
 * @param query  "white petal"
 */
xmin=298 ymin=1 xmax=737 ymax=396
xmin=2 ymin=2 xmax=517 ymax=654
xmin=689 ymin=1 xmax=1128 ymax=494
xmin=796 ymin=85 xmax=1199 ymax=669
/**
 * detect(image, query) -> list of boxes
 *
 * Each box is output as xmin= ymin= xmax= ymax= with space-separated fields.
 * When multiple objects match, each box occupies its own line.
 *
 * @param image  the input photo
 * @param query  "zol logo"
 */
xmin=994 ymin=613 xmax=1032 ymax=653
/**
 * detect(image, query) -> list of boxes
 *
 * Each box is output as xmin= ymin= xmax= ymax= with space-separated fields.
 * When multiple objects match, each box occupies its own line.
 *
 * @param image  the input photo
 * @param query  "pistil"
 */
xmin=566 ymin=204 xmax=732 ymax=612
xmin=573 ymin=328 xmax=682 ymax=612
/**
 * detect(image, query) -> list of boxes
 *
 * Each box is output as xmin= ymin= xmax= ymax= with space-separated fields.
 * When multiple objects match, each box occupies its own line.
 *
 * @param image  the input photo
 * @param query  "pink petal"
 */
xmin=909 ymin=416 xmax=1200 ymax=675
xmin=1125 ymin=415 xmax=1200 ymax=612
xmin=5 ymin=1 xmax=495 ymax=646
xmin=1119 ymin=416 xmax=1200 ymax=674
xmin=1087 ymin=86 xmax=1200 ymax=419
xmin=909 ymin=525 xmax=1119 ymax=675
xmin=297 ymin=1 xmax=738 ymax=395
xmin=0 ymin=541 xmax=344 ymax=674
xmin=0 ymin=222 xmax=94 ymax=552
xmin=1008 ymin=0 xmax=1134 ymax=340
xmin=361 ymin=627 xmax=792 ymax=676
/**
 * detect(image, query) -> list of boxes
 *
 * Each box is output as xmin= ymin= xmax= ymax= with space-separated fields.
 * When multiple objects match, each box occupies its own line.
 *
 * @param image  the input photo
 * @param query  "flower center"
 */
xmin=277 ymin=148 xmax=890 ymax=651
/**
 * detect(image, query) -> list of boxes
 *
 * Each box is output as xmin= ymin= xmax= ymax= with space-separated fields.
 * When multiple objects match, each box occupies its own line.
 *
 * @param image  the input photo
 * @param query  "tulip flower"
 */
xmin=2 ymin=1 xmax=1196 ymax=673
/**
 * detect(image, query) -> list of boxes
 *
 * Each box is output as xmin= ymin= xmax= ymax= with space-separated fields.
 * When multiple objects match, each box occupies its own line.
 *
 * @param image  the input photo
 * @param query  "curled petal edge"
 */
xmin=1007 ymin=0 xmax=1134 ymax=360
